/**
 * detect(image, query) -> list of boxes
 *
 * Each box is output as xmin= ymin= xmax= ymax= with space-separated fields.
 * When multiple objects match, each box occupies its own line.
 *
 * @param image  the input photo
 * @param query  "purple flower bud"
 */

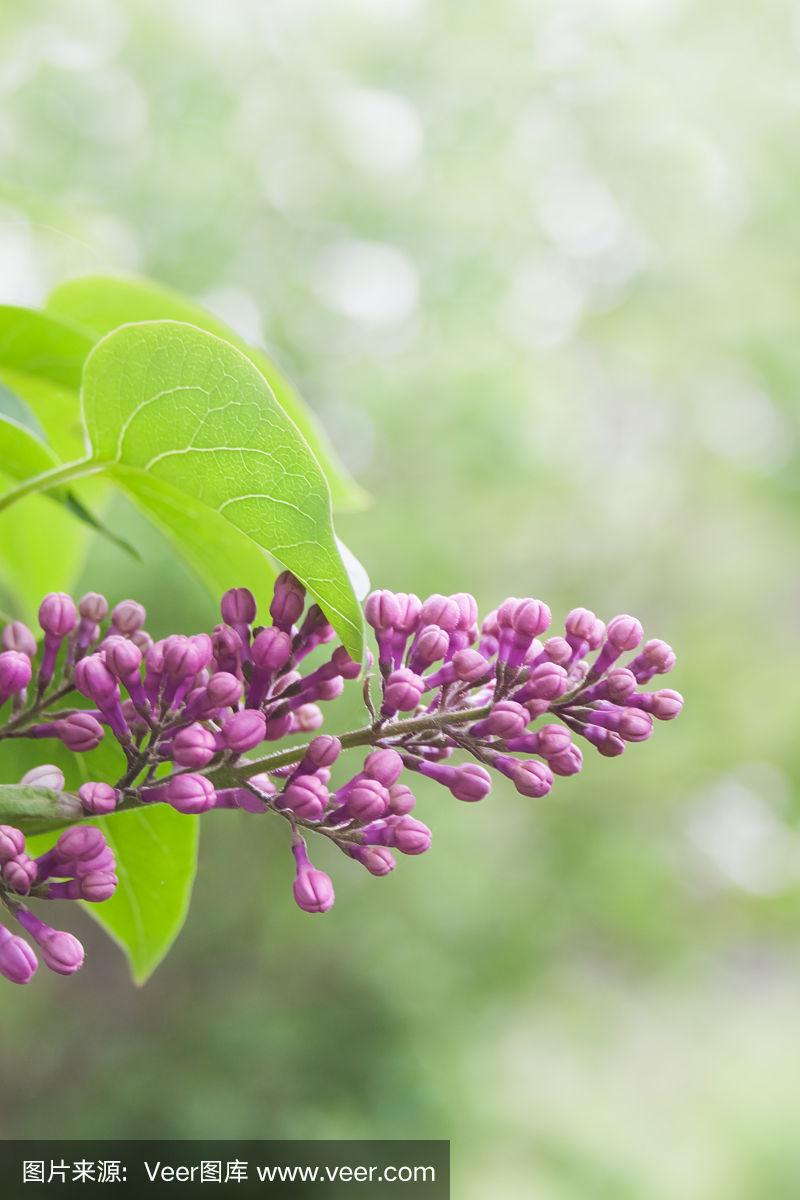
xmin=220 ymin=709 xmax=267 ymax=753
xmin=582 ymin=725 xmax=626 ymax=756
xmin=165 ymin=773 xmax=217 ymax=814
xmin=549 ymin=744 xmax=583 ymax=776
xmin=252 ymin=627 xmax=293 ymax=671
xmin=16 ymin=909 xmax=84 ymax=975
xmin=110 ymin=599 xmax=146 ymax=635
xmin=604 ymin=667 xmax=638 ymax=702
xmin=55 ymin=825 xmax=107 ymax=864
xmin=630 ymin=688 xmax=684 ymax=719
xmin=172 ymin=723 xmax=218 ymax=768
xmin=74 ymin=654 xmax=119 ymax=706
xmin=221 ymin=587 xmax=257 ymax=629
xmin=451 ymin=592 xmax=478 ymax=630
xmin=0 ymin=924 xmax=37 ymax=984
xmin=2 ymin=620 xmax=37 ymax=657
xmin=0 ymin=825 xmax=25 ymax=864
xmin=211 ymin=623 xmax=242 ymax=675
xmin=419 ymin=594 xmax=460 ymax=633
xmin=607 ymin=614 xmax=644 ymax=651
xmin=102 ymin=635 xmax=146 ymax=704
xmin=514 ymin=662 xmax=569 ymax=703
xmin=387 ymin=783 xmax=416 ymax=815
xmin=504 ymin=758 xmax=554 ymax=798
xmin=131 ymin=629 xmax=153 ymax=652
xmin=391 ymin=593 xmax=423 ymax=663
xmin=21 ymin=764 xmax=65 ymax=790
xmin=0 ymin=650 xmax=32 ymax=704
xmin=541 ymin=637 xmax=572 ymax=665
xmin=408 ymin=624 xmax=450 ymax=673
xmin=346 ymin=844 xmax=397 ymax=876
xmin=628 ymin=639 xmax=677 ymax=682
xmin=2 ymin=854 xmax=37 ymax=894
xmin=270 ymin=572 xmax=306 ymax=631
xmin=305 ymin=735 xmax=342 ymax=770
xmin=39 ymin=592 xmax=78 ymax=638
xmin=452 ymin=648 xmax=490 ymax=682
xmin=565 ymin=607 xmax=599 ymax=642
xmin=163 ymin=635 xmax=202 ymax=682
xmin=617 ymin=707 xmax=654 ymax=742
xmin=76 ymin=870 xmax=118 ymax=902
xmin=37 ymin=593 xmax=78 ymax=688
xmin=363 ymin=748 xmax=404 ymax=787
xmin=204 ymin=671 xmax=243 ymax=711
xmin=53 ymin=711 xmax=105 ymax=752
xmin=79 ymin=592 xmax=108 ymax=622
xmin=78 ymin=781 xmax=118 ymax=816
xmin=450 ymin=764 xmax=492 ymax=802
xmin=347 ymin=779 xmax=390 ymax=821
xmin=470 ymin=700 xmax=529 ymax=740
xmin=387 ymin=815 xmax=432 ymax=855
xmin=365 ymin=589 xmax=402 ymax=632
xmin=382 ymin=668 xmax=424 ymax=715
xmin=280 ymin=774 xmax=328 ymax=821
xmin=291 ymin=839 xmax=335 ymax=914
xmin=294 ymin=704 xmax=326 ymax=732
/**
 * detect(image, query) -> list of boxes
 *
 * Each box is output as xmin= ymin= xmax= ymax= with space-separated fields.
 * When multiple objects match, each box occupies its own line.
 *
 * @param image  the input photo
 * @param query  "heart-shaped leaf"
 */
xmin=79 ymin=320 xmax=363 ymax=657
xmin=47 ymin=273 xmax=367 ymax=511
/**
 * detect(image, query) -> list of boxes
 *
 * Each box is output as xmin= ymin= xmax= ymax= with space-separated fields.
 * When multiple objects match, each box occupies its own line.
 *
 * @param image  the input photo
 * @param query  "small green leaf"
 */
xmin=80 ymin=320 xmax=363 ymax=658
xmin=85 ymin=805 xmax=200 ymax=986
xmin=0 ymin=783 xmax=82 ymax=833
xmin=47 ymin=273 xmax=367 ymax=511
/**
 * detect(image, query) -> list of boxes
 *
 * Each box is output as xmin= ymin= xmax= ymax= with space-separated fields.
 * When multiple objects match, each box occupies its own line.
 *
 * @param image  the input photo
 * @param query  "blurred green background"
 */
xmin=0 ymin=1 xmax=798 ymax=1196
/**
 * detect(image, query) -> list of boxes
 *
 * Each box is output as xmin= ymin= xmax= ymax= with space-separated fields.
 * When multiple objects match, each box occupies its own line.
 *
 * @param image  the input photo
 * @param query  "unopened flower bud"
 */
xmin=78 ymin=781 xmax=118 ymax=815
xmin=2 ymin=620 xmax=37 ymax=657
xmin=451 ymin=763 xmax=492 ymax=802
xmin=0 ymin=925 xmax=37 ymax=984
xmin=0 ymin=825 xmax=25 ymax=864
xmin=292 ymin=849 xmax=335 ymax=913
xmin=382 ymin=668 xmax=424 ymax=715
xmin=270 ymin=572 xmax=306 ymax=630
xmin=347 ymin=779 xmax=390 ymax=821
xmin=79 ymin=592 xmax=109 ymax=622
xmin=17 ymin=909 xmax=84 ymax=976
xmin=251 ymin=626 xmax=293 ymax=671
xmin=347 ymin=844 xmax=397 ymax=876
xmin=549 ymin=744 xmax=583 ymax=776
xmin=280 ymin=774 xmax=328 ymax=821
xmin=419 ymin=594 xmax=460 ymax=633
xmin=21 ymin=764 xmax=65 ymax=790
xmin=39 ymin=592 xmax=77 ymax=638
xmin=54 ymin=711 xmax=105 ymax=752
xmin=363 ymin=748 xmax=404 ymax=787
xmin=0 ymin=650 xmax=32 ymax=703
xmin=173 ymin=723 xmax=218 ymax=768
xmin=387 ymin=782 xmax=416 ymax=815
xmin=165 ymin=774 xmax=217 ymax=814
xmin=2 ymin=854 xmax=37 ymax=894
xmin=470 ymin=700 xmax=529 ymax=740
xmin=204 ymin=671 xmax=243 ymax=711
xmin=109 ymin=599 xmax=145 ymax=635
xmin=220 ymin=709 xmax=267 ymax=753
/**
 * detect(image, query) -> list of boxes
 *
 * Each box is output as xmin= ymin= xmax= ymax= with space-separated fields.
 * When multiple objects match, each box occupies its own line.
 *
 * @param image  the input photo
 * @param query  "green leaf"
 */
xmin=0 ymin=305 xmax=94 ymax=391
xmin=0 ymin=413 xmax=59 ymax=480
xmin=78 ymin=320 xmax=363 ymax=658
xmin=0 ymin=783 xmax=82 ymax=833
xmin=85 ymin=805 xmax=200 ymax=986
xmin=47 ymin=273 xmax=367 ymax=511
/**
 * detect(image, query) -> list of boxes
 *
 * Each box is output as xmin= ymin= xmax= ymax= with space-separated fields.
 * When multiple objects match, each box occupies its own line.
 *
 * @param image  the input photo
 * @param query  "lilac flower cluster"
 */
xmin=0 ymin=577 xmax=682 ymax=983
